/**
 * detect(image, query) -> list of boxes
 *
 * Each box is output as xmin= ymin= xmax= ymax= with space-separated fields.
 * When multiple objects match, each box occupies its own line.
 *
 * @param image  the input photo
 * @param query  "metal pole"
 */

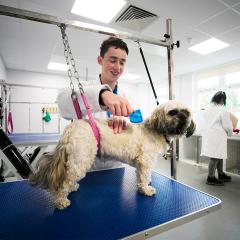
xmin=166 ymin=19 xmax=177 ymax=179
xmin=0 ymin=5 xmax=169 ymax=48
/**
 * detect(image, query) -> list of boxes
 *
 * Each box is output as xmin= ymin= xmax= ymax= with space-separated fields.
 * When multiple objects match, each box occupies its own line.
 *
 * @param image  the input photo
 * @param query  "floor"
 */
xmin=150 ymin=158 xmax=240 ymax=240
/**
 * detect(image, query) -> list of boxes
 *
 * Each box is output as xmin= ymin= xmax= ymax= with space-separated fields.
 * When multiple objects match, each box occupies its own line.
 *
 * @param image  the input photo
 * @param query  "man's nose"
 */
xmin=113 ymin=61 xmax=121 ymax=71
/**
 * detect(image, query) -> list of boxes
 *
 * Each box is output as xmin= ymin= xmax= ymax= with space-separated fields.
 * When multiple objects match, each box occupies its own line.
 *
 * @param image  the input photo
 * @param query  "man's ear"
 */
xmin=97 ymin=56 xmax=103 ymax=65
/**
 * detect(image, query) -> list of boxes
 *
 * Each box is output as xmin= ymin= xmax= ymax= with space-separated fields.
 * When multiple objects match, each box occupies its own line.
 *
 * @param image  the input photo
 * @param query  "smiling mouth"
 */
xmin=110 ymin=71 xmax=119 ymax=77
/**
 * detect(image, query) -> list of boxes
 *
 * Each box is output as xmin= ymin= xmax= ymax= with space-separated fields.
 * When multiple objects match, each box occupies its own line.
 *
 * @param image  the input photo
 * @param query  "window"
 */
xmin=225 ymin=72 xmax=240 ymax=85
xmin=225 ymin=72 xmax=240 ymax=109
xmin=198 ymin=90 xmax=216 ymax=109
xmin=196 ymin=71 xmax=240 ymax=111
xmin=198 ymin=76 xmax=219 ymax=90
xmin=197 ymin=76 xmax=220 ymax=109
xmin=225 ymin=88 xmax=240 ymax=108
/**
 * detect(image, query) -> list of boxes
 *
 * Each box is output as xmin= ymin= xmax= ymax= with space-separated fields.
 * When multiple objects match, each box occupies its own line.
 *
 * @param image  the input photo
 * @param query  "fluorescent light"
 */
xmin=48 ymin=62 xmax=68 ymax=71
xmin=71 ymin=0 xmax=126 ymax=23
xmin=121 ymin=73 xmax=140 ymax=80
xmin=188 ymin=38 xmax=229 ymax=55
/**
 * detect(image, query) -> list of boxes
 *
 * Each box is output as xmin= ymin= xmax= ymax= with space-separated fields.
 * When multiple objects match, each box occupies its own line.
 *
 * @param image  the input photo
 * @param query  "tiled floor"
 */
xmin=150 ymin=158 xmax=240 ymax=240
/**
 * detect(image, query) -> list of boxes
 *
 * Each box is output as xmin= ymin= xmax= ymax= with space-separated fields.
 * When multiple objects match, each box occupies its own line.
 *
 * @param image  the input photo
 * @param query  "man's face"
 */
xmin=98 ymin=46 xmax=127 ymax=85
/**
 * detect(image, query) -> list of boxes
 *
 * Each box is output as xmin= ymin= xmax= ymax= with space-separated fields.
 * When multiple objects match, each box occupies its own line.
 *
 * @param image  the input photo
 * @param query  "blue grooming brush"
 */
xmin=129 ymin=109 xmax=143 ymax=123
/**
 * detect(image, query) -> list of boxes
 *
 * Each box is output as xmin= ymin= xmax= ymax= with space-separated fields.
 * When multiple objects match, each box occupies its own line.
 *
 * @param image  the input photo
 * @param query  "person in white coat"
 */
xmin=201 ymin=91 xmax=232 ymax=185
xmin=57 ymin=37 xmax=134 ymax=169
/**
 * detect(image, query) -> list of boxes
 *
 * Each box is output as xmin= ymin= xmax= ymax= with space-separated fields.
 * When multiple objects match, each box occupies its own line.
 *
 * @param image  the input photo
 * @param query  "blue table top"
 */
xmin=8 ymin=132 xmax=60 ymax=145
xmin=0 ymin=167 xmax=221 ymax=240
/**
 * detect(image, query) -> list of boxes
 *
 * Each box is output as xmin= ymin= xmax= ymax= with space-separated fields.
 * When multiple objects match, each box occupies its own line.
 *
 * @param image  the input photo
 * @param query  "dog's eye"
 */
xmin=168 ymin=110 xmax=178 ymax=116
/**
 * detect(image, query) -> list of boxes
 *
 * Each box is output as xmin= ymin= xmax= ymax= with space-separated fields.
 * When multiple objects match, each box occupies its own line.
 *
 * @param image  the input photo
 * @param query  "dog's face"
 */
xmin=145 ymin=100 xmax=195 ymax=137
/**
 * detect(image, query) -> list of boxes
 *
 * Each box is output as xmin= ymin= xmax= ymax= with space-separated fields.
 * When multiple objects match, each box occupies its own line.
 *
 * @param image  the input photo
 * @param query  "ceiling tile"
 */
xmin=133 ymin=0 xmax=226 ymax=27
xmin=218 ymin=27 xmax=240 ymax=44
xmin=221 ymin=0 xmax=240 ymax=6
xmin=196 ymin=9 xmax=240 ymax=36
xmin=233 ymin=2 xmax=240 ymax=11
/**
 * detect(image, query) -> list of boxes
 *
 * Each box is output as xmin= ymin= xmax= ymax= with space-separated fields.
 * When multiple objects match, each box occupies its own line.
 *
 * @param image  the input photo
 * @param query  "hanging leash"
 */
xmin=59 ymin=24 xmax=100 ymax=148
xmin=137 ymin=41 xmax=159 ymax=106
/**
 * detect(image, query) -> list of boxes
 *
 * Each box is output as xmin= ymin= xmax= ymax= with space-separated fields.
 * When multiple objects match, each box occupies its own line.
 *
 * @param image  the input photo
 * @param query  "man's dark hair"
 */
xmin=211 ymin=91 xmax=226 ymax=106
xmin=100 ymin=37 xmax=129 ymax=57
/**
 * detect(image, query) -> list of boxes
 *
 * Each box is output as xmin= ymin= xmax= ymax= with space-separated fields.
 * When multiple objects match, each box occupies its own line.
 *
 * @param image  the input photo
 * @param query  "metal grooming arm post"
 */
xmin=166 ymin=19 xmax=177 ymax=179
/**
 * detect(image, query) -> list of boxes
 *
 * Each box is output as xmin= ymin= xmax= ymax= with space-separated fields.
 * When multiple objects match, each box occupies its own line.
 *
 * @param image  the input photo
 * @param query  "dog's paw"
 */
xmin=55 ymin=198 xmax=71 ymax=209
xmin=138 ymin=185 xmax=156 ymax=196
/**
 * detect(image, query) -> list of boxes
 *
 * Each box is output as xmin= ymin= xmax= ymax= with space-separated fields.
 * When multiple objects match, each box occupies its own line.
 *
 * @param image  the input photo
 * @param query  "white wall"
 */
xmin=0 ymin=55 xmax=6 ymax=81
xmin=120 ymin=82 xmax=156 ymax=119
xmin=7 ymin=69 xmax=69 ymax=88
xmin=5 ymin=69 xmax=70 ymax=133
xmin=174 ymin=73 xmax=194 ymax=108
xmin=174 ymin=72 xmax=204 ymax=162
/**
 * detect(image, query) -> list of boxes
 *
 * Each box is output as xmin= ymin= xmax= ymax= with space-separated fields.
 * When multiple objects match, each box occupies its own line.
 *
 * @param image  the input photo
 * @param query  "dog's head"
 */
xmin=144 ymin=100 xmax=195 ymax=137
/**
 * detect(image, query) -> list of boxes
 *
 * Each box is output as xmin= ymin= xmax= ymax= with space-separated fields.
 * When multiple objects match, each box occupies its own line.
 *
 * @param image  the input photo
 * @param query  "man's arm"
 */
xmin=57 ymin=84 xmax=134 ymax=120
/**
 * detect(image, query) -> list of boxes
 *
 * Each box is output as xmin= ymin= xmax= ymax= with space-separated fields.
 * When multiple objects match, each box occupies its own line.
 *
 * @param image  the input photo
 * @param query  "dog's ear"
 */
xmin=144 ymin=106 xmax=166 ymax=132
xmin=185 ymin=120 xmax=196 ymax=137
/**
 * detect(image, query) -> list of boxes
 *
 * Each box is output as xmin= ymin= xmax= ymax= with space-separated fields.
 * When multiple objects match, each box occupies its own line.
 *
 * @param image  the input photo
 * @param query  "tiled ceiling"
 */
xmin=0 ymin=0 xmax=240 ymax=83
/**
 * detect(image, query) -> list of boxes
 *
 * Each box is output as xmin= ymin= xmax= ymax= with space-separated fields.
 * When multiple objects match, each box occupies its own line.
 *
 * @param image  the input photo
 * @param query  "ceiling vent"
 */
xmin=115 ymin=5 xmax=158 ymax=31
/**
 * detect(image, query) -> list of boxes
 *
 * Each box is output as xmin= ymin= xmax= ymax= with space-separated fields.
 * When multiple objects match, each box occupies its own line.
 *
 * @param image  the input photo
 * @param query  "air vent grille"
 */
xmin=115 ymin=5 xmax=158 ymax=31
xmin=116 ymin=5 xmax=157 ymax=21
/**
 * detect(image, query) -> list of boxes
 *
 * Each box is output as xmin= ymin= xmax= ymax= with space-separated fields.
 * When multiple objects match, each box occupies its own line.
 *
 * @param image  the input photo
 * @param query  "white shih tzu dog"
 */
xmin=30 ymin=100 xmax=195 ymax=209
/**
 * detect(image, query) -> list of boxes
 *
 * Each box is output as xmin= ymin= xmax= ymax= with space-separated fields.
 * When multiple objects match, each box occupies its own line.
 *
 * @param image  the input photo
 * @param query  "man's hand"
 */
xmin=108 ymin=117 xmax=127 ymax=134
xmin=101 ymin=91 xmax=134 ymax=117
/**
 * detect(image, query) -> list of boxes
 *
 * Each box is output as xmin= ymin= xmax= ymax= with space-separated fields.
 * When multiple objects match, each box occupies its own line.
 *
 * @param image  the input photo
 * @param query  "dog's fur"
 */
xmin=30 ymin=100 xmax=195 ymax=209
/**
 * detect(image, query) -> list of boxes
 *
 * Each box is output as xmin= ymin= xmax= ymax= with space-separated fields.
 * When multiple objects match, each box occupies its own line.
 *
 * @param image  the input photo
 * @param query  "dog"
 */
xmin=30 ymin=100 xmax=195 ymax=209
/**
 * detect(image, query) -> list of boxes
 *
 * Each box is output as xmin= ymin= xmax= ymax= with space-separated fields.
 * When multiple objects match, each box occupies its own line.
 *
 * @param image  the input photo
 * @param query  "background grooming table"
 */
xmin=0 ymin=133 xmax=60 ymax=180
xmin=8 ymin=132 xmax=60 ymax=147
xmin=0 ymin=166 xmax=221 ymax=240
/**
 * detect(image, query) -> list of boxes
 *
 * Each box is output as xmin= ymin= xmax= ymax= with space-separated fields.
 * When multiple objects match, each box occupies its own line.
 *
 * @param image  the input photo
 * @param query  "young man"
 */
xmin=57 ymin=37 xmax=133 ymax=133
xmin=57 ymin=37 xmax=133 ymax=169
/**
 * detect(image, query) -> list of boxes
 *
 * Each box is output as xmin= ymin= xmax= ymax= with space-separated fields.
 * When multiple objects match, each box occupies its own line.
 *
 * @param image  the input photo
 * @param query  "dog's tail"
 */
xmin=29 ymin=124 xmax=74 ymax=191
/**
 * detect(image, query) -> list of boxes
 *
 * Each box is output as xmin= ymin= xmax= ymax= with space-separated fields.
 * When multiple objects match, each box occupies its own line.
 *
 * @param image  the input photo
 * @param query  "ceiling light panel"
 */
xmin=71 ymin=0 xmax=126 ymax=23
xmin=188 ymin=38 xmax=229 ymax=55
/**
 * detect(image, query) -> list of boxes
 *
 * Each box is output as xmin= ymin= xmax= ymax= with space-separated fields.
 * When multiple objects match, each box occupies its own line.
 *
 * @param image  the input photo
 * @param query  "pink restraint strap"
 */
xmin=71 ymin=92 xmax=82 ymax=119
xmin=7 ymin=112 xmax=13 ymax=134
xmin=71 ymin=91 xmax=100 ymax=148
xmin=81 ymin=93 xmax=100 ymax=149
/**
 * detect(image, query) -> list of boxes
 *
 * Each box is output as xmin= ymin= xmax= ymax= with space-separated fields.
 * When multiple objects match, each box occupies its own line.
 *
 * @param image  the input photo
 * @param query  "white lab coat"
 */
xmin=201 ymin=104 xmax=232 ymax=159
xmin=56 ymin=83 xmax=126 ymax=170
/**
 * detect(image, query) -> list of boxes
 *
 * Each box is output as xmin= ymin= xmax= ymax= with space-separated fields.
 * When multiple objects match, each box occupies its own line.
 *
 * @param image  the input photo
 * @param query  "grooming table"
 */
xmin=0 ymin=166 xmax=221 ymax=240
xmin=0 ymin=133 xmax=60 ymax=179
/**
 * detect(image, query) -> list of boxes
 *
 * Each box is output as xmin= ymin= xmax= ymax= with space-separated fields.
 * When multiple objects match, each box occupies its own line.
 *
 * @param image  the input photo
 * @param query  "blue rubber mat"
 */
xmin=0 ymin=167 xmax=220 ymax=240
